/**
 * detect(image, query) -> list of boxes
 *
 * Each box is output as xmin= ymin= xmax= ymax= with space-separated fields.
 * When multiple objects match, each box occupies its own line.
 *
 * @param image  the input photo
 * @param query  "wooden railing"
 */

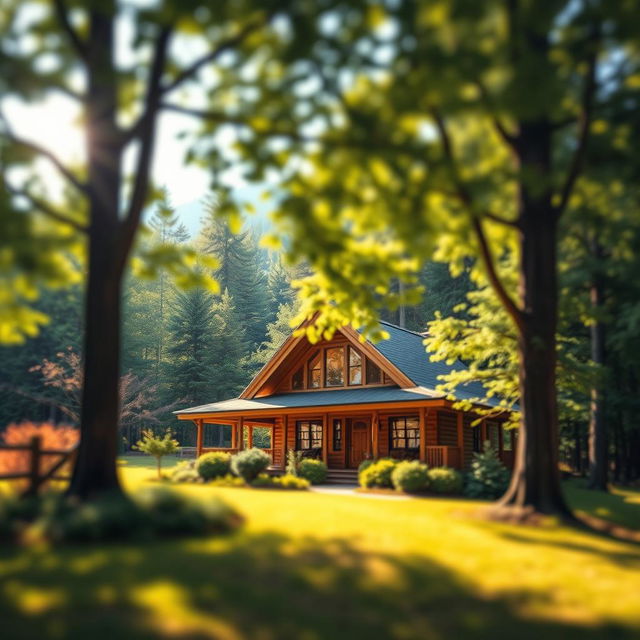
xmin=425 ymin=446 xmax=462 ymax=469
xmin=0 ymin=436 xmax=78 ymax=496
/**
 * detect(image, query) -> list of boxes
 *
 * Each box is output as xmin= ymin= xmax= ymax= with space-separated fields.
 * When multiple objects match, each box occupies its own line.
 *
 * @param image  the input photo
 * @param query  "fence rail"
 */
xmin=0 ymin=436 xmax=78 ymax=496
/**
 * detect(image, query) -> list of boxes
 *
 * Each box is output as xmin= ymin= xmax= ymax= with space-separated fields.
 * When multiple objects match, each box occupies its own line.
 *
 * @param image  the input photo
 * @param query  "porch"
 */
xmin=185 ymin=403 xmax=510 ymax=473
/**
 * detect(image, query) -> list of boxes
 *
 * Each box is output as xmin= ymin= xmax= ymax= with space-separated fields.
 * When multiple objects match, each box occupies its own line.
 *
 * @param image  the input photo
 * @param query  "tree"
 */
xmin=249 ymin=1 xmax=640 ymax=519
xmin=165 ymin=287 xmax=218 ymax=407
xmin=201 ymin=210 xmax=269 ymax=349
xmin=1 ymin=1 xmax=314 ymax=499
xmin=134 ymin=429 xmax=180 ymax=480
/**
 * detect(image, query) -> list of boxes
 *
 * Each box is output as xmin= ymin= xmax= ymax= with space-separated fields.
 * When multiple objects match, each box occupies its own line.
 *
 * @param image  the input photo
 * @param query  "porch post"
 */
xmin=195 ymin=419 xmax=203 ymax=457
xmin=372 ymin=412 xmax=379 ymax=459
xmin=247 ymin=423 xmax=253 ymax=449
xmin=322 ymin=413 xmax=328 ymax=464
xmin=419 ymin=408 xmax=426 ymax=462
xmin=282 ymin=414 xmax=289 ymax=460
xmin=238 ymin=418 xmax=244 ymax=451
xmin=456 ymin=411 xmax=464 ymax=470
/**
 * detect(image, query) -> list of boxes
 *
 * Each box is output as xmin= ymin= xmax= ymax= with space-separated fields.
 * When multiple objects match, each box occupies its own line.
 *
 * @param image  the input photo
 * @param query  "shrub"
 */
xmin=276 ymin=474 xmax=310 ymax=490
xmin=391 ymin=460 xmax=429 ymax=493
xmin=0 ymin=488 xmax=242 ymax=544
xmin=464 ymin=441 xmax=510 ymax=499
xmin=286 ymin=449 xmax=304 ymax=476
xmin=171 ymin=460 xmax=201 ymax=484
xmin=298 ymin=459 xmax=327 ymax=484
xmin=196 ymin=451 xmax=231 ymax=480
xmin=359 ymin=458 xmax=398 ymax=488
xmin=231 ymin=448 xmax=271 ymax=482
xmin=427 ymin=467 xmax=464 ymax=494
xmin=251 ymin=473 xmax=309 ymax=490
xmin=0 ymin=422 xmax=78 ymax=489
xmin=210 ymin=474 xmax=246 ymax=488
xmin=134 ymin=429 xmax=180 ymax=479
xmin=358 ymin=459 xmax=374 ymax=474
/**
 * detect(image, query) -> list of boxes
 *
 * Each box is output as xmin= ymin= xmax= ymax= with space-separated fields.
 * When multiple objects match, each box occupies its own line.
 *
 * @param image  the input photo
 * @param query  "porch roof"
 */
xmin=175 ymin=385 xmax=444 ymax=416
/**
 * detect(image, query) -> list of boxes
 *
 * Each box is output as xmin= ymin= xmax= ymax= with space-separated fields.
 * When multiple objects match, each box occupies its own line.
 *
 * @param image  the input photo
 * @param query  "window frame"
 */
xmin=347 ymin=346 xmax=363 ymax=386
xmin=296 ymin=420 xmax=323 ymax=450
xmin=332 ymin=418 xmax=343 ymax=452
xmin=389 ymin=415 xmax=421 ymax=452
xmin=324 ymin=346 xmax=346 ymax=387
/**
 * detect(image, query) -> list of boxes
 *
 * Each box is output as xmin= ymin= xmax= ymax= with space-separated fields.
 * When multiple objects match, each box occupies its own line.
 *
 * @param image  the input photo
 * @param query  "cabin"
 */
xmin=175 ymin=321 xmax=515 ymax=482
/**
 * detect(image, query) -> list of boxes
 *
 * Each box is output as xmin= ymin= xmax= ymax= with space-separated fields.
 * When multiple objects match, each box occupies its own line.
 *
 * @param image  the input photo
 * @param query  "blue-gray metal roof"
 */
xmin=365 ymin=322 xmax=498 ymax=405
xmin=176 ymin=385 xmax=442 ymax=415
xmin=176 ymin=320 xmax=506 ymax=416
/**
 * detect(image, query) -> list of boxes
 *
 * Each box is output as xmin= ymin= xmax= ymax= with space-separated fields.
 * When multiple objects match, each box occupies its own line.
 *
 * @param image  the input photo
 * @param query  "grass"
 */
xmin=0 ymin=457 xmax=639 ymax=640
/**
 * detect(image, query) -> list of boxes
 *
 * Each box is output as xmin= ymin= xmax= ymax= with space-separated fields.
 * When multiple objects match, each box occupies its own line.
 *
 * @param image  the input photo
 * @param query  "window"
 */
xmin=503 ymin=428 xmax=513 ymax=451
xmin=472 ymin=426 xmax=482 ymax=453
xmin=348 ymin=347 xmax=362 ymax=385
xmin=333 ymin=419 xmax=342 ymax=451
xmin=296 ymin=420 xmax=323 ymax=450
xmin=308 ymin=351 xmax=321 ymax=388
xmin=389 ymin=416 xmax=420 ymax=450
xmin=366 ymin=359 xmax=382 ymax=384
xmin=325 ymin=347 xmax=345 ymax=386
xmin=292 ymin=366 xmax=304 ymax=390
xmin=487 ymin=421 xmax=500 ymax=450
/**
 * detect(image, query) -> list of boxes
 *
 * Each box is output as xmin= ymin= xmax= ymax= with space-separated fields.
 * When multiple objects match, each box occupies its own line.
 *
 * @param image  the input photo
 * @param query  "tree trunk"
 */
xmin=494 ymin=122 xmax=573 ymax=520
xmin=67 ymin=5 xmax=123 ymax=500
xmin=573 ymin=421 xmax=582 ymax=474
xmin=587 ymin=239 xmax=607 ymax=490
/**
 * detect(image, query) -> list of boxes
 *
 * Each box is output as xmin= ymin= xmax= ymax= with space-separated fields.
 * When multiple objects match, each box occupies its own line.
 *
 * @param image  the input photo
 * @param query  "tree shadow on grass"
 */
xmin=0 ymin=529 xmax=637 ymax=640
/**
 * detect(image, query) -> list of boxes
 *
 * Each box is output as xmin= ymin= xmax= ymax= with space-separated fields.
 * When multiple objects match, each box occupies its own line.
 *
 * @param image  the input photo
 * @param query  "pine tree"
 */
xmin=165 ymin=287 xmax=217 ymax=407
xmin=209 ymin=290 xmax=250 ymax=400
xmin=200 ymin=208 xmax=268 ymax=349
xmin=247 ymin=303 xmax=298 ymax=376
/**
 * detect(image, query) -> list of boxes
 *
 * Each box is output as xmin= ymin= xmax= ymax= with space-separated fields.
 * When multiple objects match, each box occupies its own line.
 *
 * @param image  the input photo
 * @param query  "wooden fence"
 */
xmin=0 ymin=436 xmax=78 ymax=496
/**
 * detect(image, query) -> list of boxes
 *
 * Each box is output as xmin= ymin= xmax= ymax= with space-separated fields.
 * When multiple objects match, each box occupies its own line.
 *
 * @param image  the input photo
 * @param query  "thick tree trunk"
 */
xmin=587 ymin=239 xmax=607 ymax=490
xmin=67 ymin=6 xmax=123 ymax=500
xmin=573 ymin=421 xmax=582 ymax=474
xmin=494 ymin=122 xmax=572 ymax=520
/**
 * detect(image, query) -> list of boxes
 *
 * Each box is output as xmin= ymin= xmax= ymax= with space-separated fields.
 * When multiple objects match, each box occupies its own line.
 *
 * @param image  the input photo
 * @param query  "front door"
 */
xmin=349 ymin=419 xmax=370 ymax=468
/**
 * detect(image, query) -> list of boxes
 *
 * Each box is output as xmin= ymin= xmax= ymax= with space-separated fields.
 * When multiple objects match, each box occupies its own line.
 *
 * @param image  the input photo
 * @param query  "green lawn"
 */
xmin=1 ymin=457 xmax=639 ymax=640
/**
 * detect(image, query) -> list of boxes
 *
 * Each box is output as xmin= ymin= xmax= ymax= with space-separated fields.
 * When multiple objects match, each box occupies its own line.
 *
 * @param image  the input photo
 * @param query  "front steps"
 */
xmin=325 ymin=469 xmax=359 ymax=485
xmin=267 ymin=467 xmax=359 ymax=485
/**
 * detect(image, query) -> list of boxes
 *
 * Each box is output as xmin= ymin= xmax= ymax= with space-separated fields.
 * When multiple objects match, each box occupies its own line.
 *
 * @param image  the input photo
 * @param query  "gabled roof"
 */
xmin=175 ymin=318 xmax=505 ymax=417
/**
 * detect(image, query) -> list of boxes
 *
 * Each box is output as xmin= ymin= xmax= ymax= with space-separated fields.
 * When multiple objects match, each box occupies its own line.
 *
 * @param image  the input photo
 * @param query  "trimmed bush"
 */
xmin=231 ymin=448 xmax=271 ymax=482
xmin=359 ymin=458 xmax=398 ymax=488
xmin=391 ymin=460 xmax=429 ymax=493
xmin=427 ymin=467 xmax=464 ymax=494
xmin=0 ymin=488 xmax=242 ymax=545
xmin=464 ymin=442 xmax=510 ymax=499
xmin=196 ymin=451 xmax=232 ymax=480
xmin=358 ymin=459 xmax=374 ymax=474
xmin=171 ymin=460 xmax=201 ymax=483
xmin=298 ymin=459 xmax=328 ymax=484
xmin=251 ymin=473 xmax=309 ymax=490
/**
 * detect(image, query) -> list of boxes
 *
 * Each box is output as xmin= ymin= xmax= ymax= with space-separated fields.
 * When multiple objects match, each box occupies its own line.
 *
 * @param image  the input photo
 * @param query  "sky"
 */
xmin=2 ymin=5 xmax=273 ymax=238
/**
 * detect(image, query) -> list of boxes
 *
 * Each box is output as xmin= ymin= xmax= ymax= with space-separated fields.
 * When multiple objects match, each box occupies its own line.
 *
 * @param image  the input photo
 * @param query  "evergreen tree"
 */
xmin=209 ymin=290 xmax=250 ymax=400
xmin=201 ymin=208 xmax=269 ymax=349
xmin=165 ymin=287 xmax=217 ymax=407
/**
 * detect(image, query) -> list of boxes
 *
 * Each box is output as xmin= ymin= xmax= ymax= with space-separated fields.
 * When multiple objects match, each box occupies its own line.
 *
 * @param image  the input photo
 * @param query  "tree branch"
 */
xmin=6 ymin=183 xmax=88 ymax=232
xmin=431 ymin=108 xmax=525 ymax=331
xmin=161 ymin=17 xmax=266 ymax=96
xmin=117 ymin=26 xmax=172 ymax=274
xmin=554 ymin=35 xmax=599 ymax=218
xmin=482 ymin=211 xmax=521 ymax=229
xmin=52 ymin=0 xmax=87 ymax=60
xmin=474 ymin=80 xmax=518 ymax=149
xmin=0 ymin=111 xmax=87 ymax=193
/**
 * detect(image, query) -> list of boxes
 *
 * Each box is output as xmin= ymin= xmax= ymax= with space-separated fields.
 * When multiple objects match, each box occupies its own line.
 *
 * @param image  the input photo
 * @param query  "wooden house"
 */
xmin=175 ymin=321 xmax=514 ymax=482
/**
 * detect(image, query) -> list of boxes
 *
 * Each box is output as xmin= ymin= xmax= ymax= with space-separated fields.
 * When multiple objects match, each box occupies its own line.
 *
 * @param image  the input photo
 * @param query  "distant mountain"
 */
xmin=173 ymin=185 xmax=276 ymax=239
